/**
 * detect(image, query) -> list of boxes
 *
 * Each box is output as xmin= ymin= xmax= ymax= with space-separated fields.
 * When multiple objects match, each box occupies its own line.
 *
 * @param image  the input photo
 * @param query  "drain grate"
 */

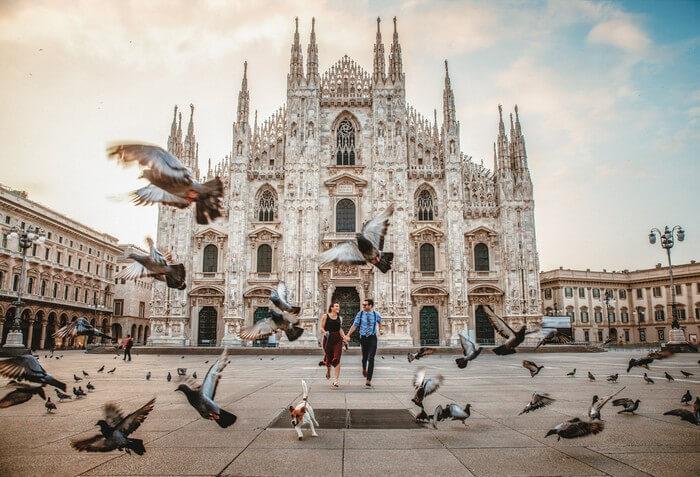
xmin=267 ymin=409 xmax=421 ymax=430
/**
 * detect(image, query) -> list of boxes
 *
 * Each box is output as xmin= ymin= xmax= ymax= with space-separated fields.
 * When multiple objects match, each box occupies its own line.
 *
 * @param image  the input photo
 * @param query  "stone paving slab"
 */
xmin=0 ymin=349 xmax=698 ymax=476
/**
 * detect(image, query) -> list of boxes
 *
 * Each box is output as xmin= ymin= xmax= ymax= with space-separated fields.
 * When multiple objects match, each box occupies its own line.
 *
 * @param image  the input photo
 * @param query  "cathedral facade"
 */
xmin=148 ymin=17 xmax=542 ymax=348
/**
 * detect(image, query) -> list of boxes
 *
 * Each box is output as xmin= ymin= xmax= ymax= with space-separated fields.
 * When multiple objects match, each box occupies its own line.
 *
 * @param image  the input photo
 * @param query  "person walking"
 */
xmin=121 ymin=334 xmax=133 ymax=362
xmin=320 ymin=302 xmax=347 ymax=388
xmin=346 ymin=298 xmax=382 ymax=388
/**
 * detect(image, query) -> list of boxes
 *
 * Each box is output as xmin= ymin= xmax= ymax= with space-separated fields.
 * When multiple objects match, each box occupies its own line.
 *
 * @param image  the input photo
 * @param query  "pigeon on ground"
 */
xmin=107 ymin=368 xmax=116 ymax=374
xmin=411 ymin=367 xmax=443 ymax=407
xmin=107 ymin=142 xmax=224 ymax=225
xmin=45 ymin=397 xmax=57 ymax=413
xmin=607 ymin=373 xmax=618 ymax=383
xmin=0 ymin=384 xmax=46 ymax=408
xmin=643 ymin=373 xmax=654 ymax=384
xmin=407 ymin=347 xmax=436 ymax=363
xmin=680 ymin=370 xmax=693 ymax=378
xmin=455 ymin=331 xmax=482 ymax=368
xmin=74 ymin=374 xmax=82 ymax=382
xmin=204 ymin=361 xmax=209 ymax=364
xmin=82 ymin=371 xmax=89 ymax=377
xmin=613 ymin=398 xmax=640 ymax=414
xmin=175 ymin=348 xmax=237 ymax=428
xmin=566 ymin=368 xmax=576 ymax=377
xmin=270 ymin=282 xmax=301 ymax=315
xmin=239 ymin=309 xmax=304 ymax=342
xmin=97 ymin=366 xmax=105 ymax=373
xmin=192 ymin=372 xmax=197 ymax=379
xmin=181 ymin=356 xmax=185 ymax=359
xmin=317 ymin=204 xmax=395 ymax=273
xmin=167 ymin=372 xmax=172 ymax=382
xmin=0 ymin=356 xmax=66 ymax=391
xmin=663 ymin=397 xmax=699 ymax=426
xmin=177 ymin=368 xmax=187 ymax=377
xmin=522 ymin=360 xmax=544 ymax=377
xmin=145 ymin=372 xmax=151 ymax=381
xmin=588 ymin=372 xmax=596 ymax=381
xmin=432 ymin=403 xmax=471 ymax=429
xmin=589 ymin=387 xmax=625 ymax=420
xmin=535 ymin=329 xmax=573 ymax=349
xmin=73 ymin=387 xmax=86 ymax=399
xmin=55 ymin=389 xmax=71 ymax=401
xmin=545 ymin=418 xmax=604 ymax=441
xmin=71 ymin=398 xmax=156 ymax=455
xmin=519 ymin=393 xmax=555 ymax=415
xmin=114 ymin=356 xmax=117 ymax=360
xmin=681 ymin=390 xmax=692 ymax=405
xmin=627 ymin=356 xmax=653 ymax=373
xmin=482 ymin=306 xmax=537 ymax=355
xmin=647 ymin=349 xmax=673 ymax=360
xmin=54 ymin=317 xmax=113 ymax=341
xmin=86 ymin=382 xmax=95 ymax=392
xmin=664 ymin=372 xmax=674 ymax=382
xmin=115 ymin=236 xmax=186 ymax=290
xmin=414 ymin=407 xmax=430 ymax=422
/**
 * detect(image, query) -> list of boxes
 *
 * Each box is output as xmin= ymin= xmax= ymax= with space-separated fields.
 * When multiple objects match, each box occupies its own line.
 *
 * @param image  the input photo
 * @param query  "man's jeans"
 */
xmin=360 ymin=334 xmax=378 ymax=381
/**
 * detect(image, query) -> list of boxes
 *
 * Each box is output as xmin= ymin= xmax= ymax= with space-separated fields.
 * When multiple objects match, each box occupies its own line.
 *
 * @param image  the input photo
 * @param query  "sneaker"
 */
xmin=365 ymin=381 xmax=372 ymax=388
xmin=332 ymin=380 xmax=339 ymax=388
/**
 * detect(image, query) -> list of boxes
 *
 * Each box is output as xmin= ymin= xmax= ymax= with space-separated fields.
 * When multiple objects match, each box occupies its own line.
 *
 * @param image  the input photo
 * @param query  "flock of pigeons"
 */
xmin=406 ymin=339 xmax=700 ymax=438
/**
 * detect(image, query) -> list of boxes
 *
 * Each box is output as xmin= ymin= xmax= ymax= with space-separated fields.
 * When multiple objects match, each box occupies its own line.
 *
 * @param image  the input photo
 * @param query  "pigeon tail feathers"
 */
xmin=127 ymin=438 xmax=146 ymax=455
xmin=374 ymin=252 xmax=394 ymax=273
xmin=285 ymin=326 xmax=304 ymax=342
xmin=493 ymin=345 xmax=516 ymax=356
xmin=216 ymin=408 xmax=237 ymax=428
xmin=455 ymin=357 xmax=469 ymax=369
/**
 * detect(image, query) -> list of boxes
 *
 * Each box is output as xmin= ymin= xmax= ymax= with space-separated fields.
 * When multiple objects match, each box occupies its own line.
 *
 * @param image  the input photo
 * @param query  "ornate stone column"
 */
xmin=39 ymin=320 xmax=48 ymax=349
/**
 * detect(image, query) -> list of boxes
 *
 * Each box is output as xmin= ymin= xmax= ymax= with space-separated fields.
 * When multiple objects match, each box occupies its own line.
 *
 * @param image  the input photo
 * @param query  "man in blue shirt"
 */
xmin=345 ymin=298 xmax=382 ymax=387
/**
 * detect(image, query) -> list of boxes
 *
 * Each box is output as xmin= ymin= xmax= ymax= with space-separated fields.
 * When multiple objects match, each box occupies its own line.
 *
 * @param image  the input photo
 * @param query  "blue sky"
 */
xmin=0 ymin=0 xmax=698 ymax=271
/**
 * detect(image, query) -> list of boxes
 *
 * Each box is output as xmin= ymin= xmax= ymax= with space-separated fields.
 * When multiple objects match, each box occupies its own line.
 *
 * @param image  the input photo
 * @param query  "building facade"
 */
xmin=113 ymin=244 xmax=153 ymax=344
xmin=540 ymin=262 xmax=700 ymax=345
xmin=149 ymin=17 xmax=541 ymax=347
xmin=0 ymin=184 xmax=121 ymax=350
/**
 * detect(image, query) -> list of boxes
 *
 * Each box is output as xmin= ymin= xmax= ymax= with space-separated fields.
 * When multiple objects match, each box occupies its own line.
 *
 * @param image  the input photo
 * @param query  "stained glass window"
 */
xmin=335 ymin=119 xmax=356 ymax=165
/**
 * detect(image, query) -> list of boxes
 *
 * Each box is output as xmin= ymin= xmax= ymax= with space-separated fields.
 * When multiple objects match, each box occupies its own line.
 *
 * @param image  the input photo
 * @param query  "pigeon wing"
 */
xmin=0 ymin=388 xmax=34 ymax=408
xmin=0 ymin=356 xmax=46 ymax=380
xmin=53 ymin=320 xmax=79 ymax=339
xmin=612 ymin=398 xmax=633 ymax=407
xmin=360 ymin=203 xmax=395 ymax=250
xmin=448 ymin=404 xmax=469 ymax=420
xmin=116 ymin=398 xmax=156 ymax=436
xmin=239 ymin=319 xmax=276 ymax=341
xmin=663 ymin=408 xmax=696 ymax=423
xmin=201 ymin=348 xmax=228 ymax=400
xmin=458 ymin=331 xmax=476 ymax=357
xmin=531 ymin=393 xmax=555 ymax=410
xmin=562 ymin=420 xmax=601 ymax=438
xmin=552 ymin=332 xmax=573 ymax=344
xmin=71 ymin=434 xmax=114 ymax=453
xmin=413 ymin=368 xmax=427 ymax=389
xmin=482 ymin=306 xmax=515 ymax=339
xmin=114 ymin=261 xmax=151 ymax=281
xmin=423 ymin=375 xmax=444 ymax=396
xmin=146 ymin=236 xmax=169 ymax=266
xmin=317 ymin=241 xmax=366 ymax=265
xmin=522 ymin=360 xmax=538 ymax=373
xmin=597 ymin=387 xmax=626 ymax=410
xmin=107 ymin=143 xmax=191 ymax=183
xmin=270 ymin=282 xmax=295 ymax=313
xmin=103 ymin=403 xmax=126 ymax=428
xmin=131 ymin=184 xmax=190 ymax=208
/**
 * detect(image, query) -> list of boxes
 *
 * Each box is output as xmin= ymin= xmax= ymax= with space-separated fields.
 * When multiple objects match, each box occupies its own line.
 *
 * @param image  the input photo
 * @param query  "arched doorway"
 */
xmin=609 ymin=328 xmax=618 ymax=342
xmin=198 ymin=306 xmax=217 ymax=346
xmin=331 ymin=287 xmax=361 ymax=345
xmin=45 ymin=312 xmax=57 ymax=350
xmin=419 ymin=306 xmax=439 ymax=345
xmin=20 ymin=310 xmax=31 ymax=347
xmin=144 ymin=326 xmax=150 ymax=343
xmin=475 ymin=305 xmax=495 ymax=345
xmin=253 ymin=307 xmax=270 ymax=347
xmin=137 ymin=325 xmax=143 ymax=343
xmin=32 ymin=311 xmax=44 ymax=350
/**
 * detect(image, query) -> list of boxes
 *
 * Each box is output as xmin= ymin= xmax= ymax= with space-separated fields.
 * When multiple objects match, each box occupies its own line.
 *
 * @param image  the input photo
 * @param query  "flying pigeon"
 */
xmin=45 ymin=397 xmax=57 ymax=413
xmin=71 ymin=398 xmax=156 ymax=455
xmin=519 ymin=393 xmax=555 ymax=415
xmin=107 ymin=142 xmax=224 ymax=225
xmin=86 ymin=382 xmax=95 ymax=392
xmin=535 ymin=329 xmax=573 ymax=349
xmin=545 ymin=418 xmax=604 ymax=441
xmin=97 ymin=366 xmax=105 ymax=373
xmin=613 ymin=398 xmax=640 ymax=414
xmin=0 ymin=384 xmax=46 ymax=409
xmin=175 ymin=348 xmax=237 ymax=428
xmin=115 ymin=236 xmax=186 ymax=290
xmin=589 ymin=387 xmax=625 ymax=420
xmin=145 ymin=372 xmax=151 ymax=381
xmin=82 ymin=370 xmax=89 ymax=377
xmin=317 ymin=204 xmax=395 ymax=273
xmin=664 ymin=372 xmax=674 ymax=382
xmin=239 ymin=309 xmax=303 ymax=342
xmin=54 ymin=317 xmax=113 ymax=341
xmin=107 ymin=368 xmax=116 ymax=374
xmin=643 ymin=373 xmax=654 ymax=384
xmin=522 ymin=360 xmax=544 ymax=377
xmin=588 ymin=372 xmax=596 ymax=381
xmin=0 ymin=356 xmax=66 ymax=391
xmin=681 ymin=390 xmax=692 ymax=405
xmin=55 ymin=389 xmax=71 ymax=401
xmin=432 ymin=403 xmax=471 ymax=429
xmin=74 ymin=374 xmax=82 ymax=382
xmin=627 ymin=356 xmax=653 ymax=373
xmin=680 ymin=370 xmax=693 ymax=378
xmin=482 ymin=306 xmax=536 ymax=355
xmin=606 ymin=373 xmax=618 ymax=383
xmin=411 ymin=367 xmax=443 ymax=407
xmin=455 ymin=332 xmax=482 ymax=369
xmin=566 ymin=368 xmax=576 ymax=377
xmin=167 ymin=372 xmax=172 ymax=382
xmin=663 ymin=397 xmax=699 ymax=425
xmin=270 ymin=282 xmax=301 ymax=315
xmin=407 ymin=347 xmax=436 ymax=363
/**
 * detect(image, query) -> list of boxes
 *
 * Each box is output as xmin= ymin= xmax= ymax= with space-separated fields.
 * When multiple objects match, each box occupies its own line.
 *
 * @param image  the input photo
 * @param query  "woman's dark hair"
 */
xmin=327 ymin=302 xmax=339 ymax=313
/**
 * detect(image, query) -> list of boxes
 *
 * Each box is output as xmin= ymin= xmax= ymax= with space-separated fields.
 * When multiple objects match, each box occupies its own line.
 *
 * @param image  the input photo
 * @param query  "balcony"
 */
xmin=467 ymin=270 xmax=500 ymax=281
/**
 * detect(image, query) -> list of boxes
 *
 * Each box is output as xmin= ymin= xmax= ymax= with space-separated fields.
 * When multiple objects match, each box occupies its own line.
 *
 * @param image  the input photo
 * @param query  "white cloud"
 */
xmin=587 ymin=19 xmax=650 ymax=52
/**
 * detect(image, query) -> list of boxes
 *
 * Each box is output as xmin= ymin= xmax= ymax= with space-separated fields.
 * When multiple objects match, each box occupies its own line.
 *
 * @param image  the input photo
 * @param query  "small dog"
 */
xmin=289 ymin=379 xmax=319 ymax=440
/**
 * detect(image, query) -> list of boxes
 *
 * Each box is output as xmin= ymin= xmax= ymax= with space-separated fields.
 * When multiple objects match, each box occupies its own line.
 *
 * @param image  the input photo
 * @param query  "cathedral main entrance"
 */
xmin=197 ymin=307 xmax=217 ymax=346
xmin=331 ymin=287 xmax=361 ymax=345
xmin=474 ymin=305 xmax=495 ymax=345
xmin=419 ymin=306 xmax=439 ymax=345
xmin=253 ymin=307 xmax=270 ymax=347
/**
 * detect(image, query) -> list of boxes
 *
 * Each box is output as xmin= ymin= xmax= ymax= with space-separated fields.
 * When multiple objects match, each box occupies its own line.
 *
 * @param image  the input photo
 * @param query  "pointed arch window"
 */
xmin=474 ymin=243 xmax=490 ymax=271
xmin=335 ymin=119 xmax=356 ymax=165
xmin=419 ymin=243 xmax=436 ymax=272
xmin=336 ymin=199 xmax=356 ymax=232
xmin=257 ymin=189 xmax=276 ymax=222
xmin=416 ymin=189 xmax=436 ymax=221
xmin=257 ymin=244 xmax=272 ymax=273
xmin=203 ymin=244 xmax=218 ymax=273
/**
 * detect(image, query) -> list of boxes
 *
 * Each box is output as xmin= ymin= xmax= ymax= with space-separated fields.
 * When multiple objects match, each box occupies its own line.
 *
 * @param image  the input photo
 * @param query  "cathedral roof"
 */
xmin=320 ymin=55 xmax=372 ymax=106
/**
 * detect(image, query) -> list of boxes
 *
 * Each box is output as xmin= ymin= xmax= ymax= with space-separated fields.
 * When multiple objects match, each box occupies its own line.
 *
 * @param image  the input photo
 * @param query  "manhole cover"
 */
xmin=267 ymin=409 xmax=421 ymax=430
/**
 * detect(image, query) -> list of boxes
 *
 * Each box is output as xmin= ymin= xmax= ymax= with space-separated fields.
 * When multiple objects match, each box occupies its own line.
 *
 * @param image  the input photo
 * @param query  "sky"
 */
xmin=0 ymin=0 xmax=698 ymax=272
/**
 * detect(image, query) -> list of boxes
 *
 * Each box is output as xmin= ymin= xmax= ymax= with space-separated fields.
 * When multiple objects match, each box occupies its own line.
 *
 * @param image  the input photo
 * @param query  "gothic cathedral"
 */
xmin=148 ymin=17 xmax=541 ymax=347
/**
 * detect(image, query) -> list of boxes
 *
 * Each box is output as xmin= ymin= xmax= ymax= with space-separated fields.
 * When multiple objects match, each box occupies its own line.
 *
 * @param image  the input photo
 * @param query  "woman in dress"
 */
xmin=320 ymin=302 xmax=347 ymax=387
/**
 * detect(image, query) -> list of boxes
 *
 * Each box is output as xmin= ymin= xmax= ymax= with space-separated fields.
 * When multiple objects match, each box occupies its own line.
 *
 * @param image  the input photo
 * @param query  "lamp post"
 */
xmin=648 ymin=225 xmax=694 ymax=351
xmin=2 ymin=226 xmax=46 ymax=354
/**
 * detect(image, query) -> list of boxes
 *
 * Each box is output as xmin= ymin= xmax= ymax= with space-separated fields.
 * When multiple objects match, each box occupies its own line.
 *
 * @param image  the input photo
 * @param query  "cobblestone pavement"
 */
xmin=0 ymin=349 xmax=698 ymax=476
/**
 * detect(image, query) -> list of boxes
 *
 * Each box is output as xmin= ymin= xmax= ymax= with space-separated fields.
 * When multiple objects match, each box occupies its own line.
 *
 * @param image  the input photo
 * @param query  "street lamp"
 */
xmin=2 ymin=225 xmax=46 ymax=353
xmin=648 ymin=225 xmax=692 ymax=351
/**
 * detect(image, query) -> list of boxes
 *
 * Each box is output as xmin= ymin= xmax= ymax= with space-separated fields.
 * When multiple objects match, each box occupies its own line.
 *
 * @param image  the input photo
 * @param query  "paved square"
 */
xmin=0 ymin=349 xmax=698 ymax=476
